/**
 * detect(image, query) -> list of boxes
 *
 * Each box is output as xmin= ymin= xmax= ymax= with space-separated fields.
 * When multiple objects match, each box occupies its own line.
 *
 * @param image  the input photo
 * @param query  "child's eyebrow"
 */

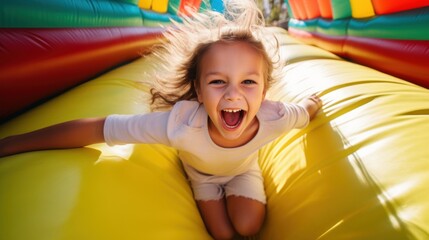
xmin=246 ymin=71 xmax=261 ymax=77
xmin=204 ymin=71 xmax=261 ymax=77
xmin=204 ymin=71 xmax=223 ymax=77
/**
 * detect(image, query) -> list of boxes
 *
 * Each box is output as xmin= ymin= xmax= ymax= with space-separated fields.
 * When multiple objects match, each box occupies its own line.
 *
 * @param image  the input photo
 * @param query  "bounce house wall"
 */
xmin=349 ymin=0 xmax=375 ymax=18
xmin=303 ymin=0 xmax=321 ymax=19
xmin=138 ymin=0 xmax=169 ymax=13
xmin=317 ymin=0 xmax=333 ymax=18
xmin=372 ymin=0 xmax=429 ymax=14
xmin=179 ymin=0 xmax=203 ymax=16
xmin=330 ymin=0 xmax=352 ymax=19
xmin=286 ymin=0 xmax=429 ymax=88
xmin=210 ymin=0 xmax=225 ymax=13
xmin=168 ymin=0 xmax=182 ymax=14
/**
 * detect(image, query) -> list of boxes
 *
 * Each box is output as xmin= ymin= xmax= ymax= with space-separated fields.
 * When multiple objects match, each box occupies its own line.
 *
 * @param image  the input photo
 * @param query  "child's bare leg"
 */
xmin=226 ymin=195 xmax=265 ymax=237
xmin=197 ymin=198 xmax=235 ymax=240
xmin=197 ymin=196 xmax=265 ymax=239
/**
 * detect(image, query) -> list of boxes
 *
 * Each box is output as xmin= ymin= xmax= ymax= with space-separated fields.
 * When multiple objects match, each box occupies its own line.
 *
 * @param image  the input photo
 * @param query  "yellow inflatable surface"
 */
xmin=349 ymin=0 xmax=375 ymax=18
xmin=1 ymin=28 xmax=429 ymax=239
xmin=138 ymin=0 xmax=169 ymax=13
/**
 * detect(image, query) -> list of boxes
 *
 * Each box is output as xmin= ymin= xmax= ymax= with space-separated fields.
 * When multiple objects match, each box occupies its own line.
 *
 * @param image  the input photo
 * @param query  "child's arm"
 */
xmin=299 ymin=94 xmax=322 ymax=120
xmin=0 ymin=118 xmax=106 ymax=157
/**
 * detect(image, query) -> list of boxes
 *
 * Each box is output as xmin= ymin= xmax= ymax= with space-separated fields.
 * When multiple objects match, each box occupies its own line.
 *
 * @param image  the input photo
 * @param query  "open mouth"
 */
xmin=221 ymin=109 xmax=245 ymax=129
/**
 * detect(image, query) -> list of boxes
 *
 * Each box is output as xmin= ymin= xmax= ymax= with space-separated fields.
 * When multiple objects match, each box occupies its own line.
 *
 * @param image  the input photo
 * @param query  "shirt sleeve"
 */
xmin=103 ymin=111 xmax=171 ymax=146
xmin=283 ymin=102 xmax=310 ymax=129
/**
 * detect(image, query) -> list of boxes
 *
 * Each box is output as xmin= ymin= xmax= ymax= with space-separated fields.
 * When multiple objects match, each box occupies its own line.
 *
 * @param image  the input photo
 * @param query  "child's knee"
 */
xmin=233 ymin=218 xmax=263 ymax=237
xmin=210 ymin=227 xmax=235 ymax=240
xmin=226 ymin=195 xmax=265 ymax=236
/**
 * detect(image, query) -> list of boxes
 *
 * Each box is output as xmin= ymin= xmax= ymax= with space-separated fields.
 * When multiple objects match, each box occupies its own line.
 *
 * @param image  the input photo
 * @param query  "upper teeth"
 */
xmin=223 ymin=109 xmax=241 ymax=113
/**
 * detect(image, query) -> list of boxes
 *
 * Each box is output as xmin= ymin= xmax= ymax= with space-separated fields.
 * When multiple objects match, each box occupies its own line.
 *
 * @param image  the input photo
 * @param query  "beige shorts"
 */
xmin=182 ymin=162 xmax=266 ymax=204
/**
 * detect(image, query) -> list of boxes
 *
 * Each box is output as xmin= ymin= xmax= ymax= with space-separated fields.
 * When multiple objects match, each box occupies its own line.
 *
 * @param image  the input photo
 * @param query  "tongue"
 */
xmin=223 ymin=111 xmax=241 ymax=126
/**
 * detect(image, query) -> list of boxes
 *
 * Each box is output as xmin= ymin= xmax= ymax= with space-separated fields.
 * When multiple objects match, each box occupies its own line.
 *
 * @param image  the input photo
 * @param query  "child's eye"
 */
xmin=209 ymin=80 xmax=225 ymax=85
xmin=242 ymin=79 xmax=256 ymax=85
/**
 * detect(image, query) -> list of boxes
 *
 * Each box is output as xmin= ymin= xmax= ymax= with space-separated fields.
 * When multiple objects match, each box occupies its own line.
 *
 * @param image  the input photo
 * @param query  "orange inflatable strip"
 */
xmin=303 ymin=0 xmax=321 ymax=19
xmin=290 ymin=0 xmax=308 ymax=19
xmin=317 ymin=0 xmax=333 ymax=19
xmin=288 ymin=0 xmax=303 ymax=20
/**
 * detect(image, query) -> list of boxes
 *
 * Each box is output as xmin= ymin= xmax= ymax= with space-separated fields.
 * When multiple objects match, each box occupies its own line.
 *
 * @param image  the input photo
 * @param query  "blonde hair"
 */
xmin=150 ymin=0 xmax=280 ymax=111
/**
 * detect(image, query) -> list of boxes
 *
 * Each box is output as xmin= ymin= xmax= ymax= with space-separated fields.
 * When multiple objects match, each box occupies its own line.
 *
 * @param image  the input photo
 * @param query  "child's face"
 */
xmin=197 ymin=41 xmax=266 ymax=146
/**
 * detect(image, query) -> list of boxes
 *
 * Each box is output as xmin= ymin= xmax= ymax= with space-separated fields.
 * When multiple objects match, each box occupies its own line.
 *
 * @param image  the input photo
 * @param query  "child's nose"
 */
xmin=224 ymin=85 xmax=242 ymax=101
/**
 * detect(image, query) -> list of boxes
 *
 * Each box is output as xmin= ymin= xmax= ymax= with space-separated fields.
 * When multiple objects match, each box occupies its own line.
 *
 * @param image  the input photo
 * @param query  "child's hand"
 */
xmin=309 ymin=94 xmax=322 ymax=109
xmin=300 ymin=94 xmax=322 ymax=120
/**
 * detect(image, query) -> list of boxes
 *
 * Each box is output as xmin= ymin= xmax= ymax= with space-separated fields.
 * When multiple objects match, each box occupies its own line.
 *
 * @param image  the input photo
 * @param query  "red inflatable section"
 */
xmin=372 ymin=0 xmax=429 ymax=15
xmin=0 ymin=27 xmax=163 ymax=121
xmin=289 ymin=26 xmax=429 ymax=88
xmin=288 ymin=28 xmax=344 ymax=54
xmin=179 ymin=0 xmax=202 ymax=16
xmin=344 ymin=37 xmax=429 ymax=87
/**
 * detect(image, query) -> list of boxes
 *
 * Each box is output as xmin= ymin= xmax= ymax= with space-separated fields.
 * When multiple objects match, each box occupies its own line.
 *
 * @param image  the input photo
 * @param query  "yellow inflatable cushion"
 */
xmin=138 ymin=0 xmax=168 ymax=13
xmin=1 ymin=28 xmax=429 ymax=239
xmin=350 ymin=0 xmax=375 ymax=18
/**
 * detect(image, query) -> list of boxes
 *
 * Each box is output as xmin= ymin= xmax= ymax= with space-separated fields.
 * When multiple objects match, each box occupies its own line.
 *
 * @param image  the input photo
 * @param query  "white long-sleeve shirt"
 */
xmin=104 ymin=100 xmax=309 ymax=176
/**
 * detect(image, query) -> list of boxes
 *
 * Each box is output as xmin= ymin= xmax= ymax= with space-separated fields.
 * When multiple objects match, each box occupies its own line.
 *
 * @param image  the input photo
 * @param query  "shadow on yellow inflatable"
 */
xmin=1 ymin=26 xmax=429 ymax=239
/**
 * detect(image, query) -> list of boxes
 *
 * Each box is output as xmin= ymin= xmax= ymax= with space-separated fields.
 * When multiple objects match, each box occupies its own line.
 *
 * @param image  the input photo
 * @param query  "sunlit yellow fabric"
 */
xmin=1 ymin=27 xmax=429 ymax=239
xmin=350 ymin=0 xmax=375 ymax=18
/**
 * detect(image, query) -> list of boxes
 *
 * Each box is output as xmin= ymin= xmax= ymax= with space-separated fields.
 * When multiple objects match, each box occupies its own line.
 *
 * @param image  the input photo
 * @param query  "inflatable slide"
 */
xmin=1 ymin=0 xmax=429 ymax=239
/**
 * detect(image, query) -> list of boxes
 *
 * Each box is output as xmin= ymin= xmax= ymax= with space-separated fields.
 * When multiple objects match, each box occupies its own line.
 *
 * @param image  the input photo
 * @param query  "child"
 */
xmin=0 ymin=1 xmax=322 ymax=239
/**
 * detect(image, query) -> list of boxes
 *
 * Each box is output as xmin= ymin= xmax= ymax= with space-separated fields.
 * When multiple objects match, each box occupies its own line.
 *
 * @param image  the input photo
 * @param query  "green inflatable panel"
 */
xmin=117 ymin=0 xmax=139 ymax=4
xmin=168 ymin=0 xmax=181 ymax=15
xmin=141 ymin=9 xmax=182 ymax=27
xmin=316 ymin=18 xmax=349 ymax=37
xmin=288 ymin=18 xmax=319 ymax=32
xmin=0 ymin=0 xmax=143 ymax=27
xmin=348 ymin=7 xmax=429 ymax=40
xmin=331 ymin=0 xmax=352 ymax=19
